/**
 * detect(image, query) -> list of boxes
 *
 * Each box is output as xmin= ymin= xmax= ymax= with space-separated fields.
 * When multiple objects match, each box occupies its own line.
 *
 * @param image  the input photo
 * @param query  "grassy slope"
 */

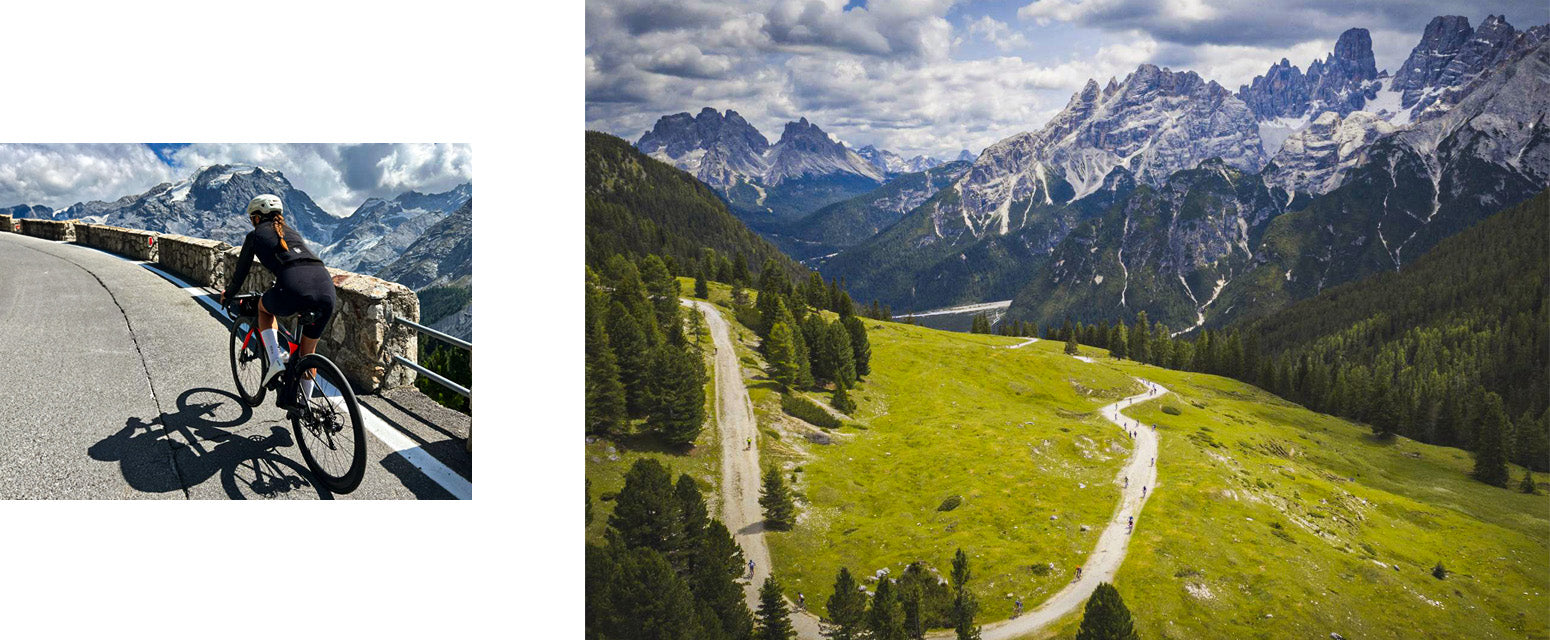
xmin=587 ymin=277 xmax=1548 ymax=637
xmin=758 ymin=320 xmax=1145 ymax=622
xmin=1034 ymin=359 xmax=1549 ymax=639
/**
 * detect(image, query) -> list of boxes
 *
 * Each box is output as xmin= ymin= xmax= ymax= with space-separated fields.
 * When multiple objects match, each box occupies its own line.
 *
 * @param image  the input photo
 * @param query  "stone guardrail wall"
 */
xmin=3 ymin=220 xmax=420 ymax=394
xmin=19 ymin=218 xmax=75 ymax=241
xmin=0 ymin=215 xmax=11 ymax=232
xmin=75 ymin=223 xmax=161 ymax=261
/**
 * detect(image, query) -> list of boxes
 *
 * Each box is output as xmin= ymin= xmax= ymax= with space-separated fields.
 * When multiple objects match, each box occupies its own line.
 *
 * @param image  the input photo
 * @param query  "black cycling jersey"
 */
xmin=225 ymin=222 xmax=337 ymax=340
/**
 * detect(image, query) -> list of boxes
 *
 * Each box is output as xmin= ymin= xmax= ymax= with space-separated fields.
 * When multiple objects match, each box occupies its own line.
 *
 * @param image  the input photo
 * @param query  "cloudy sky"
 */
xmin=586 ymin=0 xmax=1546 ymax=159
xmin=0 ymin=143 xmax=472 ymax=217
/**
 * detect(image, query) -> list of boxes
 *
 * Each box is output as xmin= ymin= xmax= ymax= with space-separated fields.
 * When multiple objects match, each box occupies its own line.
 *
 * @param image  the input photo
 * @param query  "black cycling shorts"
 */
xmin=261 ymin=265 xmax=337 ymax=340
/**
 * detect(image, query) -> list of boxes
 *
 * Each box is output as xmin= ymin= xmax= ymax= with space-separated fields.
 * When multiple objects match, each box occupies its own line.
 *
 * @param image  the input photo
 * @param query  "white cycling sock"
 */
xmin=261 ymin=329 xmax=285 ymax=368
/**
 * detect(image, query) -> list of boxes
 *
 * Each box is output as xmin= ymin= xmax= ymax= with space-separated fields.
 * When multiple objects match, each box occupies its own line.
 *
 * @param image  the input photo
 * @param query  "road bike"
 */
xmin=226 ymin=293 xmax=366 ymax=493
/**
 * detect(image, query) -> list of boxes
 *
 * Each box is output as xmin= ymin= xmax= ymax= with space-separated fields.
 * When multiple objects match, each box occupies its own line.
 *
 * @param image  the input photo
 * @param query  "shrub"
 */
xmin=1029 ymin=563 xmax=1051 ymax=576
xmin=781 ymin=393 xmax=841 ymax=429
xmin=1161 ymin=405 xmax=1182 ymax=416
xmin=1432 ymin=562 xmax=1448 ymax=580
xmin=937 ymin=495 xmax=962 ymax=512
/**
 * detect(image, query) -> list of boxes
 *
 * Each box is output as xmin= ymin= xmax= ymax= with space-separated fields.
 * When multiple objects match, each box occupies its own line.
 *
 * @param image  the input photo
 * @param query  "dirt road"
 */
xmin=972 ymin=377 xmax=1169 ymax=639
xmin=690 ymin=300 xmax=824 ymax=638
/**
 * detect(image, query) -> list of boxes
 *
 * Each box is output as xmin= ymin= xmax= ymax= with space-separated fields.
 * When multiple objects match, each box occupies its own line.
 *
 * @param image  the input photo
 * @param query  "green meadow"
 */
xmin=1033 ymin=359 xmax=1549 ymax=639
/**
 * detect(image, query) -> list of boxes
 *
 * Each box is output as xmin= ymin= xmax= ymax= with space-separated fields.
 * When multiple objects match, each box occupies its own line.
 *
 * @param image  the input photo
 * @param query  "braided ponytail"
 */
xmin=272 ymin=213 xmax=289 ymax=251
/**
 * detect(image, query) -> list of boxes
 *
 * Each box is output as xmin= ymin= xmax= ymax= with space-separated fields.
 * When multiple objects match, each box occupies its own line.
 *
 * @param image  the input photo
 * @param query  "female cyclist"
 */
xmin=220 ymin=194 xmax=337 ymax=411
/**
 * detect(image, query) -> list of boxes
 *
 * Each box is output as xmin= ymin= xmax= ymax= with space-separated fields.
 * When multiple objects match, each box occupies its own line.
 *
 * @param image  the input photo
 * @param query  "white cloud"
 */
xmin=0 ymin=144 xmax=172 ymax=210
xmin=168 ymin=143 xmax=473 ymax=216
xmin=0 ymin=143 xmax=471 ymax=217
xmin=968 ymin=15 xmax=1031 ymax=52
xmin=1016 ymin=0 xmax=1545 ymax=48
xmin=587 ymin=0 xmax=1540 ymax=160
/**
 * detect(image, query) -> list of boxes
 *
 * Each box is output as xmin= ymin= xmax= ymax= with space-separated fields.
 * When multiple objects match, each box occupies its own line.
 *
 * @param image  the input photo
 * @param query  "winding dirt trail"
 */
xmin=693 ymin=304 xmax=1166 ymax=638
xmin=970 ymin=376 xmax=1169 ymax=639
xmin=690 ymin=300 xmax=824 ymax=638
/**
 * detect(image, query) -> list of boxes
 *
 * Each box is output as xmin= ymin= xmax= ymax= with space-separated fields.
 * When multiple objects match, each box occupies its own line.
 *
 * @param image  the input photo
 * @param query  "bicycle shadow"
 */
xmin=89 ymin=387 xmax=332 ymax=500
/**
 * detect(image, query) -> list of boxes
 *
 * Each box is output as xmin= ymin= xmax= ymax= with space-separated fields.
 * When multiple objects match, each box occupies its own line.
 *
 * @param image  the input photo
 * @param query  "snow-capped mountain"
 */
xmin=1238 ymin=28 xmax=1381 ymax=124
xmin=1005 ymin=159 xmax=1296 ymax=333
xmin=53 ymin=165 xmax=340 ymax=246
xmin=322 ymin=182 xmax=471 ymax=274
xmin=854 ymin=145 xmax=943 ymax=177
xmin=637 ymin=109 xmax=885 ymax=187
xmin=1243 ymin=15 xmax=1546 ymax=194
xmin=634 ymin=107 xmax=770 ymax=190
xmin=938 ymin=63 xmax=1265 ymax=241
xmin=635 ymin=109 xmax=887 ymax=223
xmin=1390 ymin=15 xmax=1546 ymax=120
xmin=1262 ymin=111 xmax=1397 ymax=195
xmin=376 ymin=198 xmax=472 ymax=291
xmin=762 ymin=118 xmax=884 ymax=185
xmin=4 ymin=204 xmax=55 ymax=220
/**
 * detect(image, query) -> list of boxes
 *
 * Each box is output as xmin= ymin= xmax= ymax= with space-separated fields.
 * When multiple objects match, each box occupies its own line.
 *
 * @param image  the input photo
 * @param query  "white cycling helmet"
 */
xmin=247 ymin=194 xmax=284 ymax=217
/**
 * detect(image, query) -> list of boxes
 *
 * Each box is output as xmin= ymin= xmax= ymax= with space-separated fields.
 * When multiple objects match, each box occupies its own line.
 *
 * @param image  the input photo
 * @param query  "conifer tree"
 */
xmin=902 ymin=586 xmax=925 ymax=640
xmin=834 ymin=290 xmax=855 ymax=318
xmin=675 ymin=475 xmax=710 ymax=545
xmin=590 ymin=542 xmax=707 ymax=640
xmin=1075 ymin=583 xmax=1138 ymax=640
xmin=1065 ymin=338 xmax=1080 ymax=355
xmin=607 ymin=301 xmax=652 ymax=418
xmin=825 ymin=567 xmax=868 ymax=640
xmin=647 ymin=344 xmax=707 ymax=447
xmin=766 ymin=322 xmax=801 ymax=390
xmin=586 ymin=311 xmax=626 ymax=435
xmin=687 ymin=521 xmax=752 ymax=639
xmin=733 ymin=253 xmax=751 ymax=286
xmin=1151 ymin=324 xmax=1171 ymax=366
xmin=760 ymin=465 xmax=795 ymax=530
xmin=970 ymin=313 xmax=991 ymax=334
xmin=868 ymin=578 xmax=906 ymax=640
xmin=803 ymin=314 xmax=832 ymax=382
xmin=1474 ymin=391 xmax=1512 ymax=487
xmin=756 ymin=576 xmax=796 ymax=640
xmin=608 ymin=459 xmax=685 ymax=555
xmin=640 ymin=254 xmax=680 ymax=332
xmin=695 ymin=268 xmax=710 ymax=299
xmin=1109 ymin=324 xmax=1128 ymax=359
xmin=833 ymin=381 xmax=856 ymax=414
xmin=758 ymin=291 xmax=786 ymax=336
xmin=843 ymin=316 xmax=872 ymax=378
xmin=949 ymin=549 xmax=981 ymax=640
xmin=1129 ymin=312 xmax=1150 ymax=364
xmin=828 ymin=321 xmax=858 ymax=388
xmin=1521 ymin=468 xmax=1539 ymax=494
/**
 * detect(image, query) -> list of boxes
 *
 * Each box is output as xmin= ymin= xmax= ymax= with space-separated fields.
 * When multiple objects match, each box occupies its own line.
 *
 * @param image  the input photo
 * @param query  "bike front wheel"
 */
xmin=289 ymin=353 xmax=367 ymax=494
xmin=230 ymin=316 xmax=268 ymax=407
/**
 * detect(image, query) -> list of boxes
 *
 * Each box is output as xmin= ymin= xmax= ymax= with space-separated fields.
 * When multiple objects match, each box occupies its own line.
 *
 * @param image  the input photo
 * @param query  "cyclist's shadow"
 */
xmin=89 ymin=387 xmax=333 ymax=500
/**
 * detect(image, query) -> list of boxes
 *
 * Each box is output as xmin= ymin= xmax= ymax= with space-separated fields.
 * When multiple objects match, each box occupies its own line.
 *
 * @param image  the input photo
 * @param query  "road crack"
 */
xmin=17 ymin=242 xmax=190 ymax=498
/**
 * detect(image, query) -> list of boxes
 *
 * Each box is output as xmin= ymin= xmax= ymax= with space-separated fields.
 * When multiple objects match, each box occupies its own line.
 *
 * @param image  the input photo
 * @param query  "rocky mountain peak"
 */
xmin=1238 ymin=27 xmax=1379 ymax=121
xmin=1328 ymin=28 xmax=1378 ymax=81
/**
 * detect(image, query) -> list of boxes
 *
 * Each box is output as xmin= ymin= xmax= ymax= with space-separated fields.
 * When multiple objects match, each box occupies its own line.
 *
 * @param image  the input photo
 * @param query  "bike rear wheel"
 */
xmin=289 ymin=353 xmax=367 ymax=493
xmin=230 ymin=316 xmax=268 ymax=407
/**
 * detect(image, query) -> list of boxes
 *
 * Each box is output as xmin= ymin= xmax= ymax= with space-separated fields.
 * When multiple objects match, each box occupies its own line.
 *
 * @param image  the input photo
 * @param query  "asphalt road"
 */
xmin=0 ymin=232 xmax=469 ymax=499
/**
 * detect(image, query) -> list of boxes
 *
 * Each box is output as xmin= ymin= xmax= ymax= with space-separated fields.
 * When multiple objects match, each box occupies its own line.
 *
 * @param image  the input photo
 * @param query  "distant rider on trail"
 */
xmin=221 ymin=194 xmax=337 ymax=412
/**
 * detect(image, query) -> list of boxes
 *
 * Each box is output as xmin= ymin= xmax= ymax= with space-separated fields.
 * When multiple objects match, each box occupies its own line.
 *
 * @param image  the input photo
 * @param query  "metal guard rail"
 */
xmin=388 ymin=313 xmax=472 ymax=400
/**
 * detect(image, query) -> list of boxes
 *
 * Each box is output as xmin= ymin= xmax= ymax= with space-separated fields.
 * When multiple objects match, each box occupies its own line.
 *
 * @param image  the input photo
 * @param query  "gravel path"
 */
xmin=690 ymin=300 xmax=824 ymax=638
xmin=973 ymin=377 xmax=1169 ymax=639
